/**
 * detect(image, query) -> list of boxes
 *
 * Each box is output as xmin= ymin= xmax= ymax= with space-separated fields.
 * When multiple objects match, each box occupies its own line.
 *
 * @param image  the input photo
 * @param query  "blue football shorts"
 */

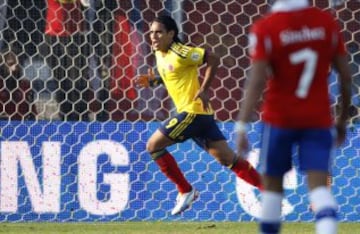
xmin=259 ymin=122 xmax=336 ymax=176
xmin=158 ymin=112 xmax=226 ymax=149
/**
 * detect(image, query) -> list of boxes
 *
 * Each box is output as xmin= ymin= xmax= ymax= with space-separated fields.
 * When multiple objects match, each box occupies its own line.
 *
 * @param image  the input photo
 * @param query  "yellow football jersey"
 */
xmin=155 ymin=42 xmax=213 ymax=115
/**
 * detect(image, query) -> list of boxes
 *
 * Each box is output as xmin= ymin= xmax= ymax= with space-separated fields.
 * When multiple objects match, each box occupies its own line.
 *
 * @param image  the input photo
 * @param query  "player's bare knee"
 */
xmin=146 ymin=137 xmax=162 ymax=153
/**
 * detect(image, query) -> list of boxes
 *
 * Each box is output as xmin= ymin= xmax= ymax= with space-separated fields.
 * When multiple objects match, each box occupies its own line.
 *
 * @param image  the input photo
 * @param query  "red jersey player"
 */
xmin=236 ymin=0 xmax=351 ymax=234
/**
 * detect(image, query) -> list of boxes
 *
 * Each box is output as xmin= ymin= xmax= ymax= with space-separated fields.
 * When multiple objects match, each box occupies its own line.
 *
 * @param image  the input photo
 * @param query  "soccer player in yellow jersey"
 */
xmin=134 ymin=15 xmax=262 ymax=215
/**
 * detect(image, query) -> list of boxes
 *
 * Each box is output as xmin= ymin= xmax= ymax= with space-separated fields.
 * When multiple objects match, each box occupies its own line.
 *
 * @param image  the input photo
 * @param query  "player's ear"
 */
xmin=168 ymin=30 xmax=175 ymax=40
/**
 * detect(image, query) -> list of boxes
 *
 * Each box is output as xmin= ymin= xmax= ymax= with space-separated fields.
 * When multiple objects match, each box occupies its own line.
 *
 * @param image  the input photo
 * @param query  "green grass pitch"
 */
xmin=0 ymin=222 xmax=359 ymax=234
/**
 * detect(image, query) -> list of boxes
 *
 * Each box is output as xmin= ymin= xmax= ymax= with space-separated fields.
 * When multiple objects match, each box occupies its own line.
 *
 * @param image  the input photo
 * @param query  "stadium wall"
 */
xmin=0 ymin=120 xmax=358 ymax=222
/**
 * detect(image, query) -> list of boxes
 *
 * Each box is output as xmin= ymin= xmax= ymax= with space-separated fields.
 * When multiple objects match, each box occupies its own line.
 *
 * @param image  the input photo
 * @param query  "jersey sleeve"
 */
xmin=248 ymin=21 xmax=270 ymax=61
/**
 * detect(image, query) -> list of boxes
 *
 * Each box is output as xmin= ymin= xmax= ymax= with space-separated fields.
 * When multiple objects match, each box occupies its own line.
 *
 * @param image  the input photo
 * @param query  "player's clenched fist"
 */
xmin=134 ymin=68 xmax=155 ymax=88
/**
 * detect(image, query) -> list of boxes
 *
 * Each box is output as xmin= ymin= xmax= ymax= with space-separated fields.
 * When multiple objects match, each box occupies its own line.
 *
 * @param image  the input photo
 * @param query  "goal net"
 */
xmin=0 ymin=0 xmax=358 ymax=222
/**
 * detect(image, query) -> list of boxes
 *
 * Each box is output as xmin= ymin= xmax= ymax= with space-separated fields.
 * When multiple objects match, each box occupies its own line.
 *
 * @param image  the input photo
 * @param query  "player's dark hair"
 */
xmin=152 ymin=15 xmax=182 ymax=43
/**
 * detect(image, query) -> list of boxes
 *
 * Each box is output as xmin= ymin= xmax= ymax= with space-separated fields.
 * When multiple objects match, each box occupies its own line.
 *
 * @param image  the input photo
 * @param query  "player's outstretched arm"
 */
xmin=236 ymin=60 xmax=268 ymax=157
xmin=332 ymin=54 xmax=351 ymax=146
xmin=237 ymin=60 xmax=268 ymax=124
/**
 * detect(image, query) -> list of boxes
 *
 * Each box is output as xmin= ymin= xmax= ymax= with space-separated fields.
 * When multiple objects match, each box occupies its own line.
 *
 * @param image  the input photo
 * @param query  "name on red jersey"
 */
xmin=280 ymin=27 xmax=325 ymax=45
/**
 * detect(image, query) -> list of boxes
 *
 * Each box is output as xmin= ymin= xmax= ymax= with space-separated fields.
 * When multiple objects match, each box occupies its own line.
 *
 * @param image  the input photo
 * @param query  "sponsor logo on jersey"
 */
xmin=190 ymin=52 xmax=200 ymax=61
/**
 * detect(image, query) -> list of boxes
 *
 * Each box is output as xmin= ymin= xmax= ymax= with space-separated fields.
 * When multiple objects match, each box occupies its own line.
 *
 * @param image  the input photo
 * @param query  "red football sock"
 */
xmin=155 ymin=152 xmax=192 ymax=194
xmin=231 ymin=158 xmax=263 ymax=190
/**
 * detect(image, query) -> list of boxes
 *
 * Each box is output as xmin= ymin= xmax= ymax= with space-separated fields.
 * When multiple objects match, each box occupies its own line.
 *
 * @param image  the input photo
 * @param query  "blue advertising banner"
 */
xmin=0 ymin=121 xmax=358 ymax=222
